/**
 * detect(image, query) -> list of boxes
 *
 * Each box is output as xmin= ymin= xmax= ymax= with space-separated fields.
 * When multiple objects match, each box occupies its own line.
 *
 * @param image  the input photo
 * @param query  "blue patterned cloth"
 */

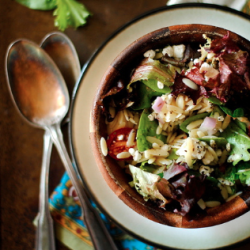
xmin=49 ymin=172 xmax=160 ymax=250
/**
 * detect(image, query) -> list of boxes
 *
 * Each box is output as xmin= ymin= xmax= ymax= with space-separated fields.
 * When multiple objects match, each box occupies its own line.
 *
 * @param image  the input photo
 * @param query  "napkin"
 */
xmin=47 ymin=1 xmax=250 ymax=250
xmin=49 ymin=172 xmax=159 ymax=250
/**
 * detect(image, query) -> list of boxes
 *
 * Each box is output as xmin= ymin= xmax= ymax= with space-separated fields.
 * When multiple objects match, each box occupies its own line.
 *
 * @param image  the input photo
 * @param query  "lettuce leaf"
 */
xmin=234 ymin=119 xmax=247 ymax=132
xmin=137 ymin=109 xmax=166 ymax=152
xmin=142 ymin=79 xmax=171 ymax=94
xmin=237 ymin=171 xmax=250 ymax=185
xmin=129 ymin=165 xmax=167 ymax=206
xmin=15 ymin=0 xmax=56 ymax=10
xmin=54 ymin=0 xmax=91 ymax=31
xmin=208 ymin=96 xmax=224 ymax=105
xmin=221 ymin=121 xmax=250 ymax=166
xmin=15 ymin=0 xmax=91 ymax=31
xmin=215 ymin=162 xmax=250 ymax=187
xmin=219 ymin=106 xmax=244 ymax=118
xmin=198 ymin=137 xmax=228 ymax=148
xmin=215 ymin=165 xmax=238 ymax=184
xmin=235 ymin=162 xmax=250 ymax=185
xmin=131 ymin=82 xmax=162 ymax=110
xmin=128 ymin=58 xmax=175 ymax=89
xmin=180 ymin=112 xmax=210 ymax=133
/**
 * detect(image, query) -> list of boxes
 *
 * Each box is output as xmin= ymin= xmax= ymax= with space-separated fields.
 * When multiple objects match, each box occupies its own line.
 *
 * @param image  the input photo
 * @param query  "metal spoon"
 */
xmin=32 ymin=32 xmax=82 ymax=250
xmin=5 ymin=39 xmax=118 ymax=250
xmin=40 ymin=32 xmax=81 ymax=123
xmin=36 ymin=129 xmax=55 ymax=250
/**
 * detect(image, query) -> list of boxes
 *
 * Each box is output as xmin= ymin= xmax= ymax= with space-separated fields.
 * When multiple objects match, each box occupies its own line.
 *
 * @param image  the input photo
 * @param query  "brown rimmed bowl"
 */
xmin=90 ymin=24 xmax=250 ymax=228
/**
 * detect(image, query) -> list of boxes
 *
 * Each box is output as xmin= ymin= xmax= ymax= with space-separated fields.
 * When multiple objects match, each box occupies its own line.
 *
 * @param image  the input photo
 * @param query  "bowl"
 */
xmin=90 ymin=24 xmax=250 ymax=228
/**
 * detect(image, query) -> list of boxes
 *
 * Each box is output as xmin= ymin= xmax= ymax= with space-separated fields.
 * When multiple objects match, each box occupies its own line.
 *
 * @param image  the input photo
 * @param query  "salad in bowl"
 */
xmin=90 ymin=24 xmax=250 ymax=228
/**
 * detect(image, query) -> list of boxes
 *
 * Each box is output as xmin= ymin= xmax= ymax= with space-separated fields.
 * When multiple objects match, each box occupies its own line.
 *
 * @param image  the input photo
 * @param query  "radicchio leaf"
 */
xmin=203 ymin=34 xmax=250 ymax=102
xmin=221 ymin=50 xmax=249 ymax=75
xmin=206 ymin=32 xmax=239 ymax=54
xmin=185 ymin=67 xmax=206 ymax=86
xmin=163 ymin=162 xmax=187 ymax=180
xmin=172 ymin=74 xmax=209 ymax=103
xmin=156 ymin=178 xmax=175 ymax=200
xmin=171 ymin=172 xmax=188 ymax=189
xmin=209 ymin=57 xmax=232 ymax=102
xmin=172 ymin=175 xmax=206 ymax=216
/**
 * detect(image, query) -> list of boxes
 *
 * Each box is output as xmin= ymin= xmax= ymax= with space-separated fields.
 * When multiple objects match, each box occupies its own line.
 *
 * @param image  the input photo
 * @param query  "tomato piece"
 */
xmin=106 ymin=128 xmax=136 ymax=160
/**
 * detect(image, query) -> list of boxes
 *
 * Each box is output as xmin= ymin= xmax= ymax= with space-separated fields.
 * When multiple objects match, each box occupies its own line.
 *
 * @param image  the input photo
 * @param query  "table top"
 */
xmin=1 ymin=1 xmax=250 ymax=250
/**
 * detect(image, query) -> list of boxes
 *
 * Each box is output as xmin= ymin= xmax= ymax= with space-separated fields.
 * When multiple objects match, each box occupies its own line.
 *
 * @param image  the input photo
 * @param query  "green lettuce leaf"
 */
xmin=234 ymin=119 xmax=247 ymax=132
xmin=131 ymin=82 xmax=162 ymax=110
xmin=142 ymin=79 xmax=171 ymax=94
xmin=208 ymin=96 xmax=224 ymax=106
xmin=168 ymin=148 xmax=179 ymax=160
xmin=140 ymin=162 xmax=165 ymax=176
xmin=216 ymin=165 xmax=238 ymax=184
xmin=180 ymin=112 xmax=210 ymax=133
xmin=210 ymin=106 xmax=224 ymax=116
xmin=137 ymin=109 xmax=166 ymax=152
xmin=215 ymin=162 xmax=250 ymax=187
xmin=54 ymin=0 xmax=91 ymax=31
xmin=15 ymin=0 xmax=56 ymax=10
xmin=236 ymin=162 xmax=250 ymax=185
xmin=128 ymin=58 xmax=175 ymax=89
xmin=220 ymin=106 xmax=244 ymax=118
xmin=221 ymin=121 xmax=250 ymax=166
xmin=15 ymin=0 xmax=91 ymax=31
xmin=237 ymin=171 xmax=250 ymax=185
xmin=129 ymin=165 xmax=167 ymax=205
xmin=198 ymin=137 xmax=228 ymax=148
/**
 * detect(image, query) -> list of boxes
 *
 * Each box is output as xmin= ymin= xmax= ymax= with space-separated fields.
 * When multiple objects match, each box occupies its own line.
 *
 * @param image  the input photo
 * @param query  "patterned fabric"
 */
xmin=49 ymin=2 xmax=250 ymax=249
xmin=49 ymin=172 xmax=160 ymax=250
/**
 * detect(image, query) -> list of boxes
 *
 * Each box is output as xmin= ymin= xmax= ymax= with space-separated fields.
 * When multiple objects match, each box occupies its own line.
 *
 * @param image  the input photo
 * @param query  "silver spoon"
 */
xmin=40 ymin=31 xmax=81 ymax=123
xmin=36 ymin=129 xmax=55 ymax=250
xmin=5 ymin=39 xmax=118 ymax=250
xmin=32 ymin=32 xmax=82 ymax=250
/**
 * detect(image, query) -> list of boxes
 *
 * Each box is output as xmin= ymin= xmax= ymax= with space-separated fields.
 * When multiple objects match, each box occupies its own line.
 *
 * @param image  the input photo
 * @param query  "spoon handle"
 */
xmin=48 ymin=124 xmax=118 ymax=250
xmin=35 ymin=130 xmax=56 ymax=250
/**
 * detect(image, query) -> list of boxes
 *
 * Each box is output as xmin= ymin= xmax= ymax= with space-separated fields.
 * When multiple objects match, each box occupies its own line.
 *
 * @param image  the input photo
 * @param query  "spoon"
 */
xmin=31 ymin=32 xmax=82 ymax=250
xmin=40 ymin=32 xmax=81 ymax=123
xmin=5 ymin=39 xmax=118 ymax=250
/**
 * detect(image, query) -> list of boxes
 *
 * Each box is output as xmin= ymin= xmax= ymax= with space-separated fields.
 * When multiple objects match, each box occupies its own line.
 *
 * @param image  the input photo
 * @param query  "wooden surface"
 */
xmin=1 ymin=1 xmax=250 ymax=249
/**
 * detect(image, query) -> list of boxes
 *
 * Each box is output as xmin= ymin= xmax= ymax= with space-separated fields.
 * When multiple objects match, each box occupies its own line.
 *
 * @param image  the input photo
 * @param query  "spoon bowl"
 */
xmin=6 ymin=39 xmax=69 ymax=127
xmin=40 ymin=32 xmax=81 ymax=98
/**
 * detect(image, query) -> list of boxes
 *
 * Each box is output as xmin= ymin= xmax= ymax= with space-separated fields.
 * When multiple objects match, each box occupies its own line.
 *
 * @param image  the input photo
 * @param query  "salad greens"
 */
xmin=180 ymin=113 xmax=210 ymax=133
xmin=236 ymin=162 xmax=250 ymax=185
xmin=221 ymin=121 xmax=250 ymax=166
xmin=136 ymin=109 xmax=166 ymax=152
xmin=219 ymin=106 xmax=244 ymax=118
xmin=198 ymin=137 xmax=228 ymax=148
xmin=208 ymin=96 xmax=224 ymax=105
xmin=15 ymin=0 xmax=56 ymax=10
xmin=129 ymin=165 xmax=167 ymax=206
xmin=131 ymin=82 xmax=163 ymax=110
xmin=15 ymin=0 xmax=91 ymax=31
xmin=142 ymin=79 xmax=172 ymax=94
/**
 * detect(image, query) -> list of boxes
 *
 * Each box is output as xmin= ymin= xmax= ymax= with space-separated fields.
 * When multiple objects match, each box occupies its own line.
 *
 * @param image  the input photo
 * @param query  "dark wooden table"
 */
xmin=1 ymin=1 xmax=250 ymax=249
